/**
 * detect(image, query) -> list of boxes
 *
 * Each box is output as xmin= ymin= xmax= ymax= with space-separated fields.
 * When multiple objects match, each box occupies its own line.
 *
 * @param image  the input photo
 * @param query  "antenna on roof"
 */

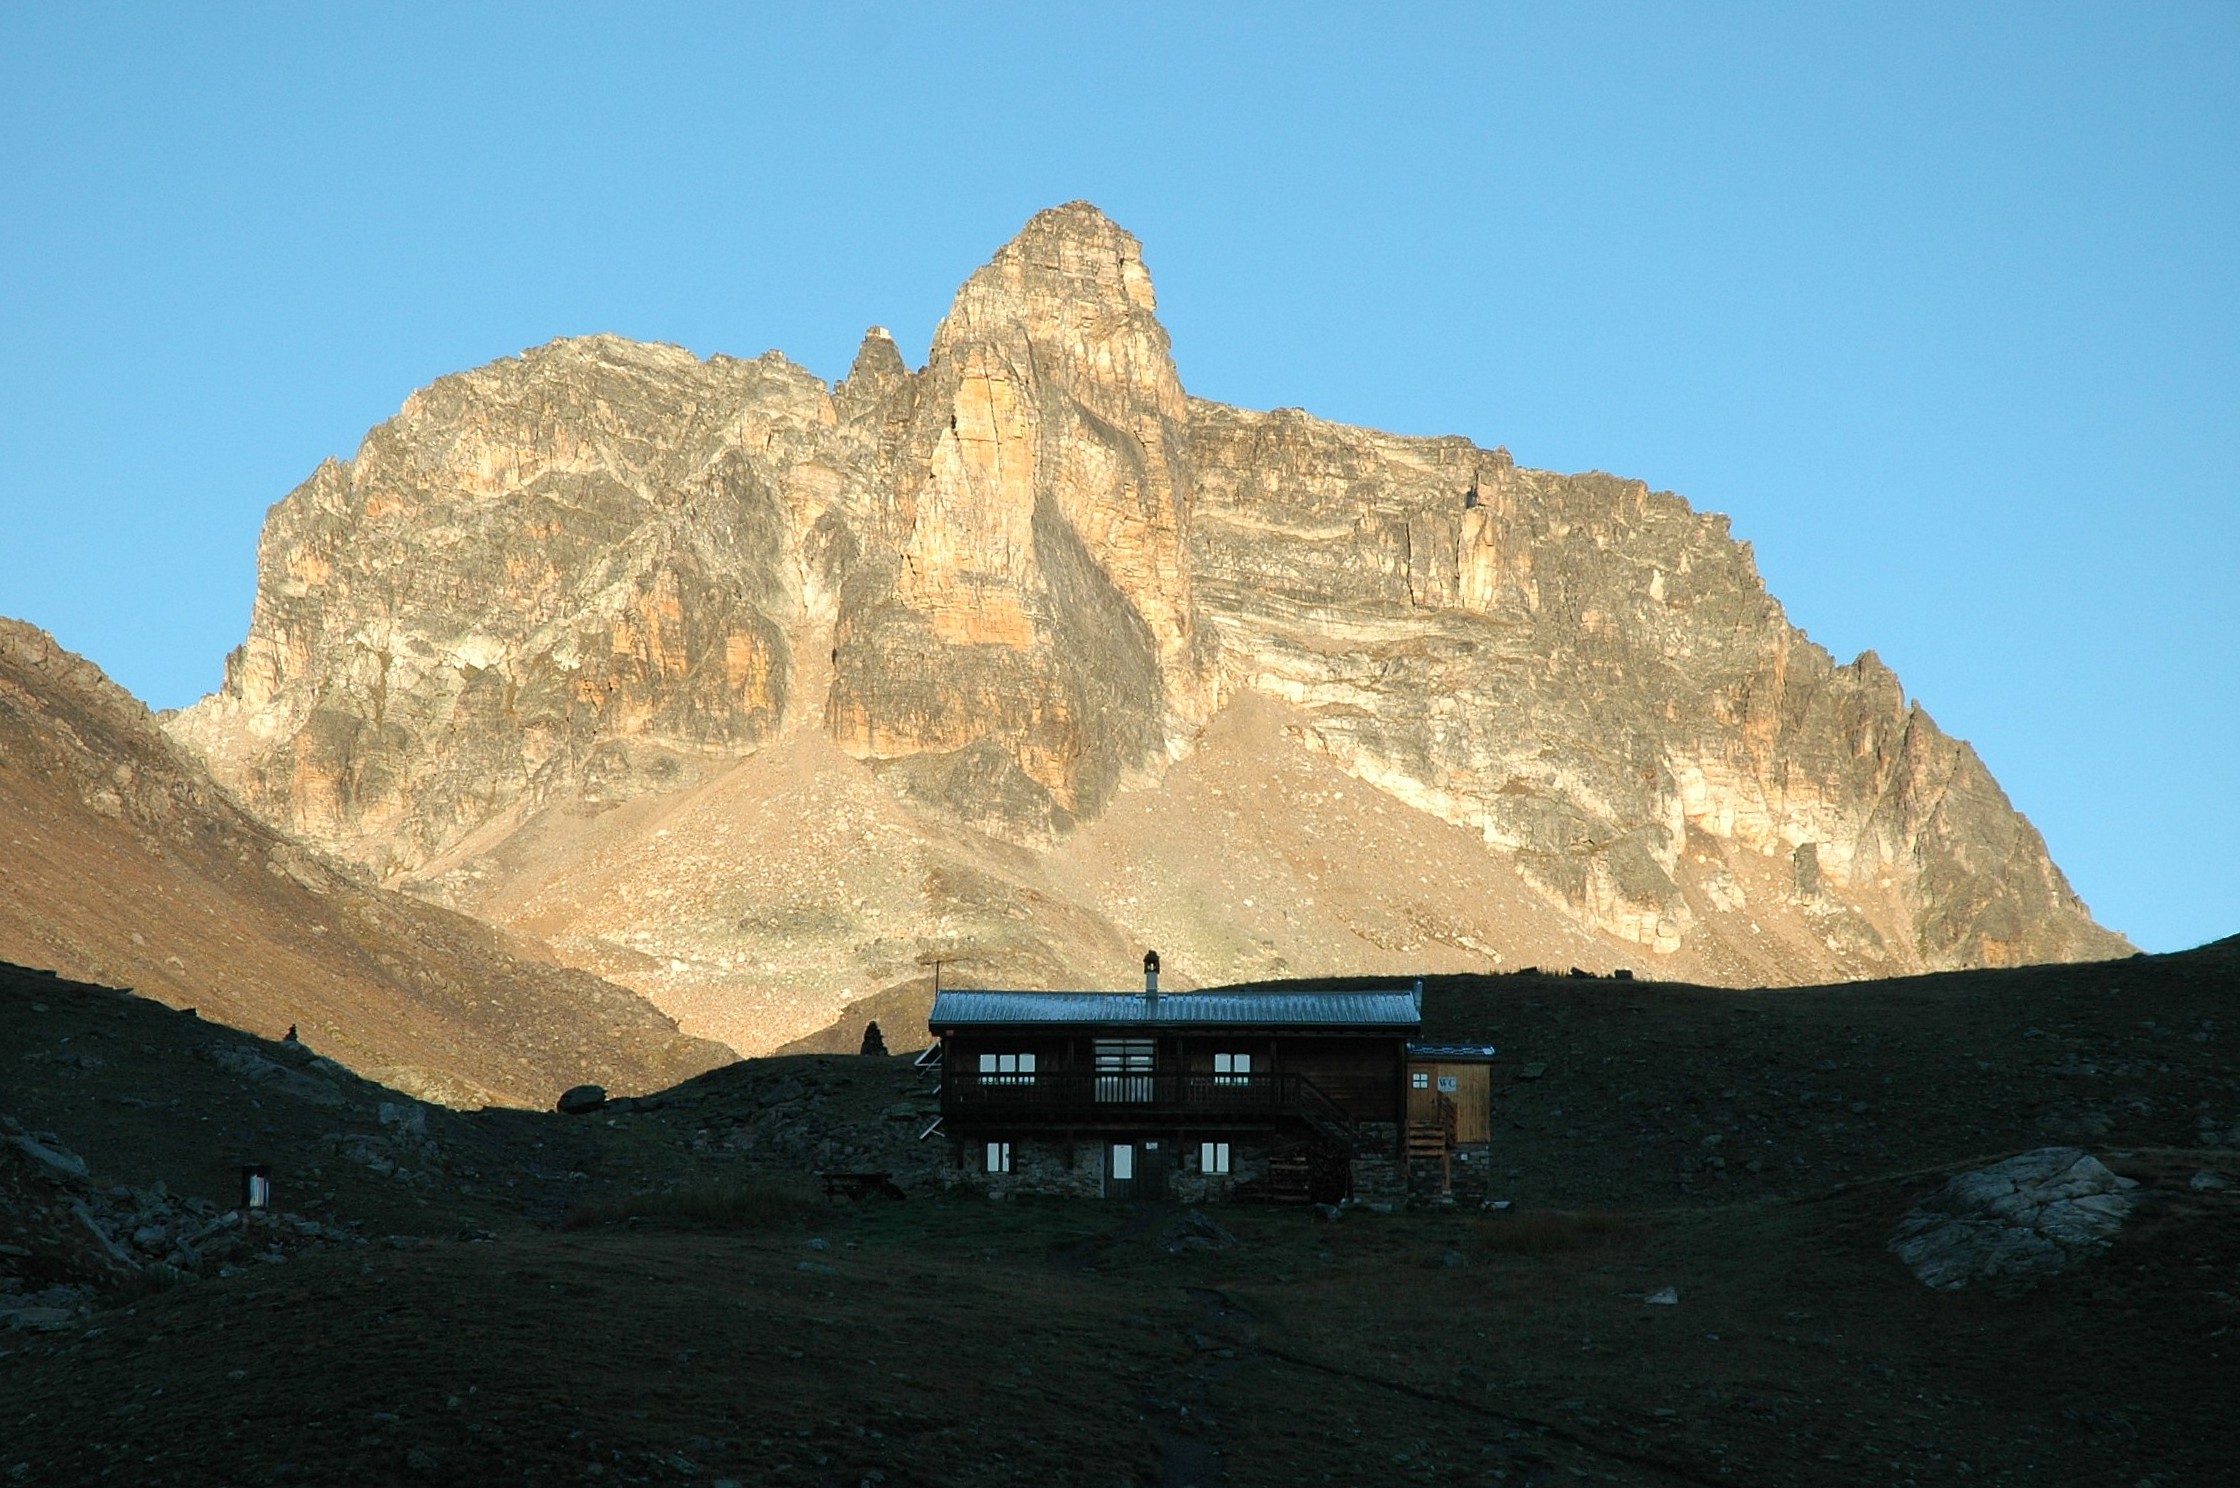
xmin=1143 ymin=950 xmax=1161 ymax=999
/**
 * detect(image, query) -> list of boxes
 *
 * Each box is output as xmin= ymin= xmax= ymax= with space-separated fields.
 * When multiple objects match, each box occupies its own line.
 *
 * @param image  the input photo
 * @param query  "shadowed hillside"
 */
xmin=3 ymin=938 xmax=2233 ymax=1484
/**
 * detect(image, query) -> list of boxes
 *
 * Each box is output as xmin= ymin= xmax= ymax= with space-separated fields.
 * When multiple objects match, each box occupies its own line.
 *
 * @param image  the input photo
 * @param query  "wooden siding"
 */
xmin=1407 ymin=1059 xmax=1491 ymax=1143
xmin=943 ymin=1029 xmax=1406 ymax=1126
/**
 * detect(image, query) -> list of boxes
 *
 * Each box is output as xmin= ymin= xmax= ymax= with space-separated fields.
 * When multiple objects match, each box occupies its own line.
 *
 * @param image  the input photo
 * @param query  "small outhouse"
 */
xmin=1403 ymin=1042 xmax=1497 ymax=1194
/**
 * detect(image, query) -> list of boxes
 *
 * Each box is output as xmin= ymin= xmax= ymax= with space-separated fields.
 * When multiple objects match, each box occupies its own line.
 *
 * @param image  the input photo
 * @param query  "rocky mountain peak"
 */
xmin=836 ymin=325 xmax=909 ymax=416
xmin=973 ymin=200 xmax=1160 ymax=311
xmin=929 ymin=200 xmax=1180 ymax=415
xmin=165 ymin=205 xmax=2129 ymax=1053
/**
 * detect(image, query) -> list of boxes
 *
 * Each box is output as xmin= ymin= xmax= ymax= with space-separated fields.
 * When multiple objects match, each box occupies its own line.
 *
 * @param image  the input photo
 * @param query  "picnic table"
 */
xmin=821 ymin=1170 xmax=906 ymax=1202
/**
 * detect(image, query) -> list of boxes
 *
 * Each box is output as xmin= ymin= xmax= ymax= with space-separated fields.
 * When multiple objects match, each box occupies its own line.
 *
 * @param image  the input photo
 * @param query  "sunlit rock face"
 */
xmin=169 ymin=337 xmax=826 ymax=876
xmin=828 ymin=203 xmax=1214 ymax=834
xmin=169 ymin=201 xmax=2126 ymax=1050
xmin=1182 ymin=404 xmax=2119 ymax=971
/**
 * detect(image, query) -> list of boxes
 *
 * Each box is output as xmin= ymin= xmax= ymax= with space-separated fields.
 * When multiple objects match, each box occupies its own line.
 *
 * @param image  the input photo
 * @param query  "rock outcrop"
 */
xmin=1890 ymin=1147 xmax=2140 ymax=1290
xmin=2 ymin=1109 xmax=369 ymax=1322
xmin=166 ymin=203 xmax=2127 ymax=1050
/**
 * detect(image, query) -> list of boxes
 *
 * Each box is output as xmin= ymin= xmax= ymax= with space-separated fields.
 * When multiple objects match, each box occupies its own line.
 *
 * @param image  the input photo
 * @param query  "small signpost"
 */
xmin=240 ymin=1163 xmax=272 ymax=1225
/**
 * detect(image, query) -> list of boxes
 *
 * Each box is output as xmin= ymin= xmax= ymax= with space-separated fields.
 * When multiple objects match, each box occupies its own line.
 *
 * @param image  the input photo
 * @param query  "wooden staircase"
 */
xmin=1266 ymin=1152 xmax=1312 ymax=1205
xmin=1407 ymin=1091 xmax=1458 ymax=1193
xmin=1243 ymin=1136 xmax=1351 ymax=1206
xmin=1405 ymin=1121 xmax=1450 ymax=1158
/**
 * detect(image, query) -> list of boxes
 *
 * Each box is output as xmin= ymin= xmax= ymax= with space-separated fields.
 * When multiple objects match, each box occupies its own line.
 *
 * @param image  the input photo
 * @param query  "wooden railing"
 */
xmin=1407 ymin=1091 xmax=1458 ymax=1156
xmin=945 ymin=1070 xmax=1363 ymax=1145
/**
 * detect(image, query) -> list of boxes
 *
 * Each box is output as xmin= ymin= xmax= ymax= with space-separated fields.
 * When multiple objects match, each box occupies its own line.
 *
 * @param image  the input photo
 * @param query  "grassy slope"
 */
xmin=3 ymin=941 xmax=2237 ymax=1486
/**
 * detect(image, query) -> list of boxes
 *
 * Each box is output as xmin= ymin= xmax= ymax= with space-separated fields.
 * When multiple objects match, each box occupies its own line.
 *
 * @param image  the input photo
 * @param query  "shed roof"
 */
xmin=929 ymin=988 xmax=1422 ymax=1032
xmin=1408 ymin=1042 xmax=1499 ymax=1062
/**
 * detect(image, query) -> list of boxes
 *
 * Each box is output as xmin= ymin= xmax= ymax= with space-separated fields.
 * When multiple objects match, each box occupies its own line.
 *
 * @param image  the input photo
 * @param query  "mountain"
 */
xmin=0 ymin=619 xmax=727 ymax=1105
xmin=168 ymin=203 xmax=2127 ymax=1053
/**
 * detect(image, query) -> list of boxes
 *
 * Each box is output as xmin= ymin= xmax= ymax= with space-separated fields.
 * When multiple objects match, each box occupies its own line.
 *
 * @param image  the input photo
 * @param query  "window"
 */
xmin=1094 ymin=1040 xmax=1155 ymax=1102
xmin=985 ymin=1141 xmax=1012 ymax=1174
xmin=977 ymin=1052 xmax=1036 ymax=1085
xmin=1212 ymin=1052 xmax=1252 ymax=1086
xmin=1199 ymin=1141 xmax=1231 ymax=1175
xmin=1411 ymin=1071 xmax=1431 ymax=1089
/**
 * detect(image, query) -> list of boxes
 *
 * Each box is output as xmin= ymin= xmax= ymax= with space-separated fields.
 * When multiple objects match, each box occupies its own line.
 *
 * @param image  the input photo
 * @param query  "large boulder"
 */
xmin=555 ymin=1084 xmax=608 ymax=1116
xmin=4 ymin=1130 xmax=88 ymax=1182
xmin=1890 ymin=1147 xmax=2139 ymax=1291
xmin=1159 ymin=1209 xmax=1241 ymax=1254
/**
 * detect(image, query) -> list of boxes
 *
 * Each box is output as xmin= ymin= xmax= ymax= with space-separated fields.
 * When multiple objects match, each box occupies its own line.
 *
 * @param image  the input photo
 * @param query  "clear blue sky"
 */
xmin=2 ymin=5 xmax=2233 ymax=952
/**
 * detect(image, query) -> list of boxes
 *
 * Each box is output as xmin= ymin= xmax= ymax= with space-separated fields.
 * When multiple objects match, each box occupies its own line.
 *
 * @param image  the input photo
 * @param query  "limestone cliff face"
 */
xmin=170 ymin=202 xmax=2126 ymax=1046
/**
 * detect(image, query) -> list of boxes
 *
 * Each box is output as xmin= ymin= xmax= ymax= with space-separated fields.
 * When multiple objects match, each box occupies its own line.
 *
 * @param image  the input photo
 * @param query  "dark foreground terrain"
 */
xmin=4 ymin=940 xmax=2238 ymax=1486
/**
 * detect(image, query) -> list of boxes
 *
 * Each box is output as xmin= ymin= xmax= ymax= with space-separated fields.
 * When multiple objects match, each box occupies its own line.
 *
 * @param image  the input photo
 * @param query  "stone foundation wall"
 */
xmin=966 ymin=1137 xmax=1105 ymax=1198
xmin=1405 ymin=1141 xmax=1498 ymax=1203
xmin=1169 ymin=1140 xmax=1267 ymax=1205
xmin=1351 ymin=1123 xmax=1406 ymax=1202
xmin=952 ymin=1133 xmax=1276 ymax=1200
xmin=943 ymin=1126 xmax=1438 ymax=1204
xmin=1450 ymin=1141 xmax=1495 ymax=1201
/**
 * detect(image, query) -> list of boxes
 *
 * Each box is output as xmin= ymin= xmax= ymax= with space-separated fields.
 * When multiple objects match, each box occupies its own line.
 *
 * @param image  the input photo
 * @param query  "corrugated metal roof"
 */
xmin=928 ymin=989 xmax=1422 ymax=1030
xmin=1409 ymin=1042 xmax=1498 ymax=1061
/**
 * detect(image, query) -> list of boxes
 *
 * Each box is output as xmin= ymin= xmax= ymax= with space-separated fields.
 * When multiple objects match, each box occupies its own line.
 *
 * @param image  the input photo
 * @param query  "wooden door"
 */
xmin=1106 ymin=1141 xmax=1136 ymax=1199
xmin=1139 ymin=1140 xmax=1170 ymax=1199
xmin=1406 ymin=1066 xmax=1438 ymax=1123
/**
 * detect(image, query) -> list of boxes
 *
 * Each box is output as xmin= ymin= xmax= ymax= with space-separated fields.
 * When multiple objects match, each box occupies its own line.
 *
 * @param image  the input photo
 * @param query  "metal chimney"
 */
xmin=1143 ymin=949 xmax=1161 ymax=998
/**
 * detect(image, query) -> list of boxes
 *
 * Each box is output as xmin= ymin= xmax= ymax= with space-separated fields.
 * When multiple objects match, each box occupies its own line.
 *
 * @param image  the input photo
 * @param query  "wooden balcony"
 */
xmin=943 ymin=1070 xmax=1363 ymax=1146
